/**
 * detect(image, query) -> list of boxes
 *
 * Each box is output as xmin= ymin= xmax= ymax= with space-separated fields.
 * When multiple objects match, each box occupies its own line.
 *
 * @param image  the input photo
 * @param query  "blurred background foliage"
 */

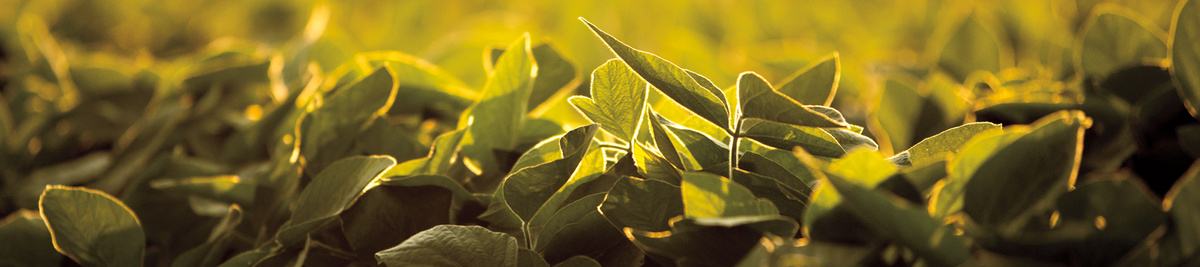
xmin=0 ymin=0 xmax=1181 ymax=144
xmin=0 ymin=0 xmax=1189 ymax=188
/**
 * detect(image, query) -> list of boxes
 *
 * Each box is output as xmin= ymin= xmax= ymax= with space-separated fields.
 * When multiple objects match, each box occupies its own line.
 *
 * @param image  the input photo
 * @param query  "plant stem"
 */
xmin=729 ymin=118 xmax=743 ymax=179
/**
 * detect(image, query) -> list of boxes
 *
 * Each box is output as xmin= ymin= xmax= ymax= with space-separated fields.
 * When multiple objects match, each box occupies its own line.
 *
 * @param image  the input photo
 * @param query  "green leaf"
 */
xmin=0 ymin=211 xmax=61 ymax=267
xmin=276 ymin=155 xmax=396 ymax=246
xmin=736 ymin=72 xmax=845 ymax=128
xmin=777 ymin=53 xmax=840 ymax=106
xmin=628 ymin=216 xmax=797 ymax=266
xmin=388 ymin=129 xmax=467 ymax=177
xmin=631 ymin=142 xmax=684 ymax=185
xmin=738 ymin=118 xmax=845 ymax=158
xmin=529 ymin=43 xmax=579 ymax=112
xmin=935 ymin=14 xmax=1008 ymax=80
xmin=1173 ymin=0 xmax=1200 ymax=119
xmin=1165 ymin=161 xmax=1200 ymax=258
xmin=568 ymin=59 xmax=648 ymax=142
xmin=825 ymin=175 xmax=969 ymax=267
xmin=964 ymin=111 xmax=1089 ymax=232
xmin=1056 ymin=177 xmax=1167 ymax=265
xmin=581 ymin=18 xmax=730 ymax=129
xmin=552 ymin=256 xmax=601 ymax=267
xmin=353 ymin=51 xmax=476 ymax=119
xmin=173 ymin=205 xmax=243 ymax=267
xmin=461 ymin=34 xmax=536 ymax=177
xmin=39 ymin=185 xmax=145 ymax=267
xmin=904 ymin=122 xmax=1002 ymax=166
xmin=498 ymin=125 xmax=598 ymax=223
xmin=1079 ymin=5 xmax=1168 ymax=82
xmin=932 ymin=128 xmax=1021 ymax=219
xmin=339 ymin=175 xmax=459 ymax=260
xmin=804 ymin=149 xmax=897 ymax=229
xmin=301 ymin=66 xmax=399 ymax=173
xmin=375 ymin=225 xmax=519 ymax=267
xmin=730 ymin=170 xmax=809 ymax=227
xmin=681 ymin=172 xmax=778 ymax=218
xmin=599 ymin=176 xmax=684 ymax=232
xmin=876 ymin=79 xmax=926 ymax=151
xmin=518 ymin=248 xmax=549 ymax=267
xmin=737 ymin=149 xmax=818 ymax=191
xmin=536 ymin=193 xmax=628 ymax=263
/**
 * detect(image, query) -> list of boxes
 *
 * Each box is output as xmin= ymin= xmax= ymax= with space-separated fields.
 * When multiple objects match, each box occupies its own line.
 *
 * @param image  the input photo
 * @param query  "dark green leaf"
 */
xmin=39 ymin=185 xmax=145 ymax=267
xmin=964 ymin=111 xmax=1088 ymax=232
xmin=1057 ymin=177 xmax=1166 ymax=265
xmin=301 ymin=67 xmax=399 ymax=173
xmin=825 ymin=174 xmax=969 ymax=267
xmin=375 ymin=225 xmax=519 ymax=267
xmin=599 ymin=176 xmax=683 ymax=232
xmin=276 ymin=155 xmax=396 ymax=246
xmin=0 ymin=211 xmax=62 ymax=267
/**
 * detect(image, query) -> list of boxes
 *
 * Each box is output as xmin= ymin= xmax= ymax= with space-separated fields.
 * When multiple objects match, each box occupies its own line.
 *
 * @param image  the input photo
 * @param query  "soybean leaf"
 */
xmin=301 ymin=67 xmax=399 ymax=174
xmin=825 ymin=175 xmax=969 ymax=267
xmin=173 ymin=205 xmax=243 ymax=267
xmin=581 ymin=18 xmax=730 ymax=129
xmin=903 ymin=122 xmax=1002 ymax=166
xmin=631 ymin=142 xmax=684 ymax=185
xmin=731 ymin=170 xmax=809 ymax=228
xmin=805 ymin=149 xmax=897 ymax=229
xmin=599 ymin=176 xmax=684 ymax=232
xmin=964 ymin=111 xmax=1089 ymax=232
xmin=736 ymin=72 xmax=845 ymax=128
xmin=681 ymin=172 xmax=778 ymax=218
xmin=628 ymin=216 xmax=797 ymax=267
xmin=931 ymin=128 xmax=1020 ymax=219
xmin=1164 ymin=161 xmax=1200 ymax=258
xmin=388 ymin=129 xmax=467 ymax=177
xmin=529 ymin=43 xmax=579 ymax=112
xmin=518 ymin=248 xmax=549 ymax=267
xmin=738 ymin=118 xmax=845 ymax=158
xmin=1079 ymin=6 xmax=1168 ymax=82
xmin=0 ymin=211 xmax=61 ymax=267
xmin=276 ymin=155 xmax=396 ymax=246
xmin=1173 ymin=0 xmax=1200 ymax=118
xmin=1056 ymin=177 xmax=1166 ymax=265
xmin=537 ymin=193 xmax=628 ymax=264
xmin=461 ymin=34 xmax=536 ymax=177
xmin=568 ymin=59 xmax=648 ymax=142
xmin=497 ymin=125 xmax=598 ymax=223
xmin=353 ymin=51 xmax=476 ymax=119
xmin=375 ymin=225 xmax=519 ymax=267
xmin=552 ymin=256 xmax=601 ymax=267
xmin=39 ymin=185 xmax=145 ymax=267
xmin=339 ymin=175 xmax=459 ymax=260
xmin=777 ymin=53 xmax=840 ymax=106
xmin=737 ymin=149 xmax=817 ymax=191
xmin=936 ymin=14 xmax=1008 ymax=80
